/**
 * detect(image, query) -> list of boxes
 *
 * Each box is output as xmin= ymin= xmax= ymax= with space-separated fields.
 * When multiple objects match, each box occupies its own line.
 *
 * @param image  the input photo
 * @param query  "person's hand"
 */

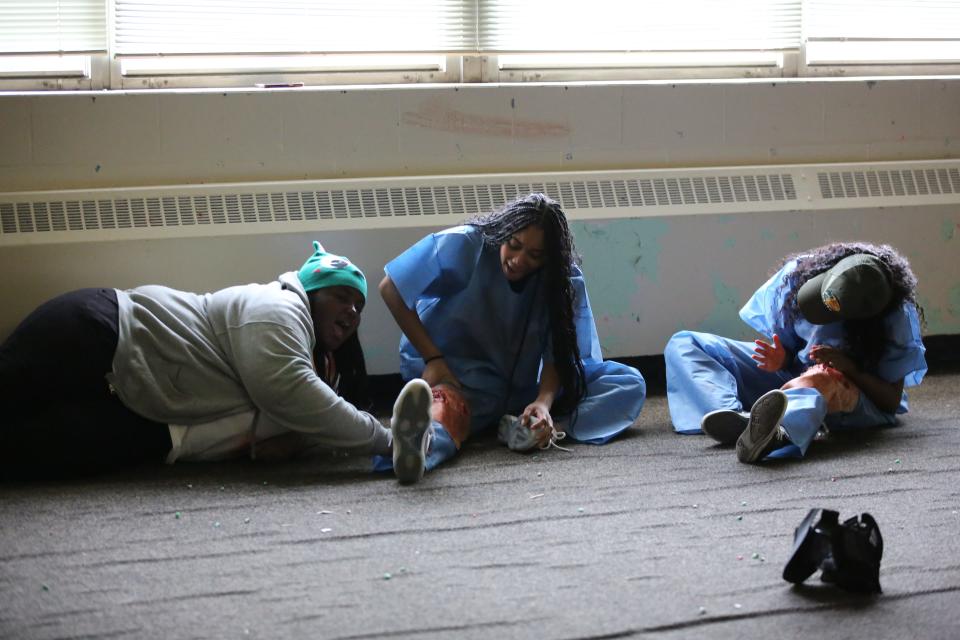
xmin=809 ymin=344 xmax=858 ymax=376
xmin=520 ymin=400 xmax=554 ymax=447
xmin=752 ymin=334 xmax=787 ymax=371
xmin=422 ymin=357 xmax=461 ymax=389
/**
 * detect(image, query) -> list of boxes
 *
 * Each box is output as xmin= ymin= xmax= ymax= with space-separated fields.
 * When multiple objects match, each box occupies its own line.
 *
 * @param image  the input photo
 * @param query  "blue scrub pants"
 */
xmin=664 ymin=331 xmax=896 ymax=458
xmin=374 ymin=360 xmax=646 ymax=473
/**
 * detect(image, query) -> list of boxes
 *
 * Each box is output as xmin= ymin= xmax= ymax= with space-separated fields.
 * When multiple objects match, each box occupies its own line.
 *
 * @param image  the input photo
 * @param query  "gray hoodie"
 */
xmin=107 ymin=272 xmax=391 ymax=456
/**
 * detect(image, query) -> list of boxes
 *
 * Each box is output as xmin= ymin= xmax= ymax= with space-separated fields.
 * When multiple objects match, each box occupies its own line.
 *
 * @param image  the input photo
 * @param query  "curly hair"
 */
xmin=466 ymin=193 xmax=587 ymax=415
xmin=776 ymin=241 xmax=921 ymax=371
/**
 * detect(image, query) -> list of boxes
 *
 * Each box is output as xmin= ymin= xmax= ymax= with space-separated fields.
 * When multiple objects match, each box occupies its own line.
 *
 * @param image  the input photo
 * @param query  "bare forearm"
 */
xmin=846 ymin=370 xmax=904 ymax=414
xmin=809 ymin=344 xmax=903 ymax=413
xmin=378 ymin=275 xmax=442 ymax=360
xmin=536 ymin=362 xmax=561 ymax=408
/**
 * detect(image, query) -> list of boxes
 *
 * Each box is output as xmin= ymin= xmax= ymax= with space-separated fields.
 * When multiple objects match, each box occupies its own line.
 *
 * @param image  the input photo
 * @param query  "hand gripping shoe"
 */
xmin=498 ymin=415 xmax=570 ymax=452
xmin=498 ymin=415 xmax=539 ymax=452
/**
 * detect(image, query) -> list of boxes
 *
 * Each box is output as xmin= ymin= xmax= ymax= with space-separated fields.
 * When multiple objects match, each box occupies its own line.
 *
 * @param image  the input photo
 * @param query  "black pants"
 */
xmin=0 ymin=289 xmax=171 ymax=479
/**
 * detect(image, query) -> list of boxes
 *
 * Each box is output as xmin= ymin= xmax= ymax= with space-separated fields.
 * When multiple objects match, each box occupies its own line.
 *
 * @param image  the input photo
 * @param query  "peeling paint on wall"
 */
xmin=568 ymin=218 xmax=674 ymax=356
xmin=572 ymin=218 xmax=670 ymax=318
xmin=948 ymin=284 xmax=960 ymax=320
xmin=941 ymin=217 xmax=957 ymax=241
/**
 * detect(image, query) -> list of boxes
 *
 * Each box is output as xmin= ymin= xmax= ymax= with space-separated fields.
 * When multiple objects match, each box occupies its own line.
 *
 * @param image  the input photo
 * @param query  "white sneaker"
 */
xmin=391 ymin=379 xmax=433 ymax=484
xmin=497 ymin=414 xmax=569 ymax=452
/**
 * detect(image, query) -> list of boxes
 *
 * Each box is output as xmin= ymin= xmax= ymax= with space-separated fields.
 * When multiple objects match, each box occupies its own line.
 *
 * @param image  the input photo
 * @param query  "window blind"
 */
xmin=478 ymin=0 xmax=802 ymax=52
xmin=113 ymin=0 xmax=477 ymax=56
xmin=804 ymin=0 xmax=960 ymax=40
xmin=0 ymin=0 xmax=106 ymax=54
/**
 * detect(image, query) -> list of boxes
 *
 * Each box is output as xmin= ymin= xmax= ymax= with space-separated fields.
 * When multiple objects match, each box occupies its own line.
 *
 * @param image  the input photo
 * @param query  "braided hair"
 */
xmin=777 ymin=242 xmax=921 ymax=371
xmin=467 ymin=193 xmax=587 ymax=415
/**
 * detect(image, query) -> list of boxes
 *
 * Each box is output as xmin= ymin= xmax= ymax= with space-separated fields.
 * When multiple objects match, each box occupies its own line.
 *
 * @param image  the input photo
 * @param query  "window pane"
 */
xmin=479 ymin=0 xmax=801 ymax=52
xmin=0 ymin=54 xmax=90 ymax=77
xmin=807 ymin=40 xmax=960 ymax=64
xmin=120 ymin=53 xmax=445 ymax=75
xmin=804 ymin=0 xmax=960 ymax=40
xmin=114 ymin=1 xmax=476 ymax=55
xmin=0 ymin=0 xmax=106 ymax=53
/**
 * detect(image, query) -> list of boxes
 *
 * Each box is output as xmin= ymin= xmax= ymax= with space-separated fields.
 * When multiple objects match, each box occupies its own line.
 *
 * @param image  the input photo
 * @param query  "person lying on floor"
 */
xmin=375 ymin=193 xmax=647 ymax=483
xmin=664 ymin=242 xmax=926 ymax=463
xmin=0 ymin=241 xmax=427 ymax=483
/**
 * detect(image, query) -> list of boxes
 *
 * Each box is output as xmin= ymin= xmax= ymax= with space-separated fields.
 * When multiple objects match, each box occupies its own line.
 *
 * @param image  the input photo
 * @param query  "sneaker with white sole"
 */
xmin=391 ymin=379 xmax=433 ymax=484
xmin=701 ymin=409 xmax=749 ymax=445
xmin=498 ymin=415 xmax=538 ymax=451
xmin=736 ymin=389 xmax=789 ymax=464
xmin=497 ymin=414 xmax=570 ymax=452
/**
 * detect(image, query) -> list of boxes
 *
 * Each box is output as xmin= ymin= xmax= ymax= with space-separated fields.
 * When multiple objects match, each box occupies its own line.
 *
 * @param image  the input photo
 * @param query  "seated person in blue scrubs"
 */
xmin=664 ymin=242 xmax=926 ymax=464
xmin=376 ymin=193 xmax=646 ymax=479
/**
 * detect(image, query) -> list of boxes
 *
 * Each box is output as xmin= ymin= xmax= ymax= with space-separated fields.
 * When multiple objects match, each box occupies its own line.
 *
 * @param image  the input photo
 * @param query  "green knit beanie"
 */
xmin=297 ymin=241 xmax=367 ymax=300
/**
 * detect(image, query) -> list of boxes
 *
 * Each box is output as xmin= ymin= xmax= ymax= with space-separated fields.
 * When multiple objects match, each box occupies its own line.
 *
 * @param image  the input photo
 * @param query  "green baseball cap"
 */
xmin=297 ymin=241 xmax=367 ymax=300
xmin=797 ymin=254 xmax=892 ymax=325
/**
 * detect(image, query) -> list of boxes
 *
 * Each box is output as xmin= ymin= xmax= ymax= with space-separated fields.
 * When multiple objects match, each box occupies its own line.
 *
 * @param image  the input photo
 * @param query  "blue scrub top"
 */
xmin=739 ymin=260 xmax=927 ymax=412
xmin=385 ymin=225 xmax=604 ymax=431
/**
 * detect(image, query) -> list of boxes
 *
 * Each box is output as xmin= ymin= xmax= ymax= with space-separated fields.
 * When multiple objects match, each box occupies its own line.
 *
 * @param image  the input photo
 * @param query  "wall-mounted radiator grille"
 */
xmin=2 ymin=159 xmax=959 ymax=245
xmin=817 ymin=166 xmax=960 ymax=199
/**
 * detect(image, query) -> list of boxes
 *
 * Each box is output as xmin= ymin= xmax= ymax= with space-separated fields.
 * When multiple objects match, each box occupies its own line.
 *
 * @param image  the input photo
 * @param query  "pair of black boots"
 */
xmin=783 ymin=508 xmax=883 ymax=593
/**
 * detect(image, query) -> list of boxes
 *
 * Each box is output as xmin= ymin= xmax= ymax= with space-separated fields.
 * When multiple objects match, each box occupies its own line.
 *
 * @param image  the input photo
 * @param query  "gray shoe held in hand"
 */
xmin=498 ymin=415 xmax=539 ymax=451
xmin=498 ymin=414 xmax=570 ymax=452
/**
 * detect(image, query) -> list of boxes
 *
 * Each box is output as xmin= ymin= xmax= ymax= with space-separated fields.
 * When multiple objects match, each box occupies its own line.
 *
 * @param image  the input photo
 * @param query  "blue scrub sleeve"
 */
xmin=739 ymin=260 xmax=925 ymax=387
xmin=877 ymin=304 xmax=927 ymax=387
xmin=739 ymin=261 xmax=802 ymax=357
xmin=572 ymin=269 xmax=604 ymax=364
xmin=385 ymin=226 xmax=485 ymax=310
xmin=540 ymin=267 xmax=603 ymax=365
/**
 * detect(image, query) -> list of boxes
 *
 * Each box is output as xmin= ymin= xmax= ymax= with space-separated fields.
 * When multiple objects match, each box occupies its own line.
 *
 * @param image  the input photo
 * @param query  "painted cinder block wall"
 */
xmin=0 ymin=77 xmax=958 ymax=373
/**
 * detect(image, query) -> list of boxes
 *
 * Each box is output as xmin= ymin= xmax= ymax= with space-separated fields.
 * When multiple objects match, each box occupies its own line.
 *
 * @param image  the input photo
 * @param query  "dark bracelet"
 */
xmin=423 ymin=354 xmax=444 ymax=364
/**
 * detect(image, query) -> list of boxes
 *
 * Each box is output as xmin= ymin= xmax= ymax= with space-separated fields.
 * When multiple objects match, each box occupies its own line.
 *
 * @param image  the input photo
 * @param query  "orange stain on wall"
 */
xmin=402 ymin=98 xmax=570 ymax=139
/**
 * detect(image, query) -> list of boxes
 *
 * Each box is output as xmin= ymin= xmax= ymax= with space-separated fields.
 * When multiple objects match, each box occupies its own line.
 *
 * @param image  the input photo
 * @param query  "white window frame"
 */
xmin=2 ymin=1 xmax=960 ymax=91
xmin=109 ymin=54 xmax=461 ymax=90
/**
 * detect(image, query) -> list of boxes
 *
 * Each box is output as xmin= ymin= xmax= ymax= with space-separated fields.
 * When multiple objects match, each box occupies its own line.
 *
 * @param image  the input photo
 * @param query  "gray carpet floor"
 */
xmin=2 ymin=367 xmax=958 ymax=639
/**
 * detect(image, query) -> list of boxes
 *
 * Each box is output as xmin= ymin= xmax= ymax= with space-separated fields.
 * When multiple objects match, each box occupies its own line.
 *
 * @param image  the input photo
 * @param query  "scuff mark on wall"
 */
xmin=920 ymin=295 xmax=943 ymax=334
xmin=948 ymin=284 xmax=960 ymax=319
xmin=401 ymin=98 xmax=569 ymax=138
xmin=917 ymin=287 xmax=960 ymax=335
xmin=697 ymin=276 xmax=749 ymax=339
xmin=572 ymin=218 xmax=670 ymax=319
xmin=941 ymin=217 xmax=957 ymax=241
